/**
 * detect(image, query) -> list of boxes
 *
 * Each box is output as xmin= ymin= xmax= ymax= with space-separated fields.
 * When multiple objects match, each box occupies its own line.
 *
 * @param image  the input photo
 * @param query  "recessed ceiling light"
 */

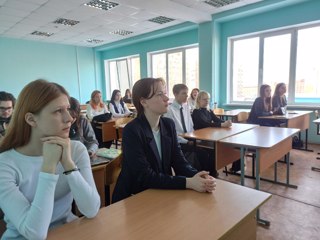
xmin=31 ymin=31 xmax=54 ymax=37
xmin=109 ymin=29 xmax=133 ymax=36
xmin=53 ymin=18 xmax=80 ymax=26
xmin=204 ymin=0 xmax=240 ymax=8
xmin=148 ymin=16 xmax=175 ymax=24
xmin=84 ymin=0 xmax=119 ymax=11
xmin=86 ymin=38 xmax=104 ymax=44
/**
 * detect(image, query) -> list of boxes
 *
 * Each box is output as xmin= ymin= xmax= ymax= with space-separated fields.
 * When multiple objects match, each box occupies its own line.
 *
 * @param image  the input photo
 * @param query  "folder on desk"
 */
xmin=96 ymin=148 xmax=122 ymax=159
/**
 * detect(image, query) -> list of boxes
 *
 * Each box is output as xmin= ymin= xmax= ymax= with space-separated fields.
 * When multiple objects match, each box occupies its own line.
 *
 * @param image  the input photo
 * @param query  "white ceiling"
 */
xmin=0 ymin=0 xmax=262 ymax=47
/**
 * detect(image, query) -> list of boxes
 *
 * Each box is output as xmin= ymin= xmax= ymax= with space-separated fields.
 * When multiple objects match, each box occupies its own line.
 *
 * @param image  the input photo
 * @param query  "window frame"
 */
xmin=228 ymin=22 xmax=320 ymax=105
xmin=149 ymin=44 xmax=199 ymax=98
xmin=104 ymin=55 xmax=140 ymax=99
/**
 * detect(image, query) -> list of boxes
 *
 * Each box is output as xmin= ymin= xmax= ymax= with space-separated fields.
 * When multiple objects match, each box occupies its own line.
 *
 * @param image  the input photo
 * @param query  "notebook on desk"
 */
xmin=96 ymin=148 xmax=122 ymax=159
xmin=91 ymin=157 xmax=110 ymax=166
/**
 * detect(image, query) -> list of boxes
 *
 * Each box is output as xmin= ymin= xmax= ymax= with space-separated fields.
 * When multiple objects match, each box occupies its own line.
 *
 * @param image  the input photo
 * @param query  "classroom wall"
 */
xmin=0 ymin=37 xmax=100 ymax=103
xmin=98 ymin=27 xmax=198 ymax=98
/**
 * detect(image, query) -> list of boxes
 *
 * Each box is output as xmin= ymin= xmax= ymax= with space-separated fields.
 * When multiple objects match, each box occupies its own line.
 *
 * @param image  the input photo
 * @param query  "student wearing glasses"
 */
xmin=112 ymin=78 xmax=216 ymax=203
xmin=0 ymin=80 xmax=100 ymax=239
xmin=0 ymin=91 xmax=16 ymax=138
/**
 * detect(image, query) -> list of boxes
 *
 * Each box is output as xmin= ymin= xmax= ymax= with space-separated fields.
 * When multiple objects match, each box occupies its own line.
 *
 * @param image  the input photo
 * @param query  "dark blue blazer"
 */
xmin=112 ymin=114 xmax=198 ymax=202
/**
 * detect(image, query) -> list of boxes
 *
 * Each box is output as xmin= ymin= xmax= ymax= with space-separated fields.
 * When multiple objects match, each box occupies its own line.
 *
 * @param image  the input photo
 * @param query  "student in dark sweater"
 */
xmin=247 ymin=84 xmax=281 ymax=126
xmin=192 ymin=91 xmax=232 ymax=130
xmin=191 ymin=91 xmax=232 ymax=176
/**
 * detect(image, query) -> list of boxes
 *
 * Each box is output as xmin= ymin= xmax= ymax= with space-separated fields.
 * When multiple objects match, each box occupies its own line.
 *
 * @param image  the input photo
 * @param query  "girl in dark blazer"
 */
xmin=247 ymin=84 xmax=279 ymax=126
xmin=272 ymin=83 xmax=287 ymax=115
xmin=112 ymin=78 xmax=216 ymax=202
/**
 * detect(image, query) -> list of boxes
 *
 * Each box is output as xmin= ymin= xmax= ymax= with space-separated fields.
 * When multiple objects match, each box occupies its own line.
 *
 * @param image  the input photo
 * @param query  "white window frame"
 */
xmin=228 ymin=22 xmax=320 ymax=105
xmin=104 ymin=55 xmax=140 ymax=99
xmin=149 ymin=44 xmax=199 ymax=98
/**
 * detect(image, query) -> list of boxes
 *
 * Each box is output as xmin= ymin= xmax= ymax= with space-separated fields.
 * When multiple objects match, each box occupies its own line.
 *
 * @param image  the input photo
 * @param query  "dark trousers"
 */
xmin=180 ymin=143 xmax=217 ymax=177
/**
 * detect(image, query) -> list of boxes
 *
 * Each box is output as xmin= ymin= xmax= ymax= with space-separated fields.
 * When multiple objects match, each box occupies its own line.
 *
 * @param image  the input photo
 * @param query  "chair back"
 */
xmin=102 ymin=120 xmax=117 ymax=142
xmin=213 ymin=108 xmax=224 ymax=114
xmin=105 ymin=154 xmax=123 ymax=204
xmin=237 ymin=111 xmax=249 ymax=123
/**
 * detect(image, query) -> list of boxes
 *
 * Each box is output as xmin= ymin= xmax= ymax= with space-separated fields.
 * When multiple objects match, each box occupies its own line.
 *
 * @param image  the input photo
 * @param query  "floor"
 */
xmin=218 ymin=144 xmax=320 ymax=240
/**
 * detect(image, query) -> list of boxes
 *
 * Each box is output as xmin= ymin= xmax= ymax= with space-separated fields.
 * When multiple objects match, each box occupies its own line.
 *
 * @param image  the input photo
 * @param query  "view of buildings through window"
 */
xmin=151 ymin=46 xmax=199 ymax=98
xmin=230 ymin=24 xmax=320 ymax=104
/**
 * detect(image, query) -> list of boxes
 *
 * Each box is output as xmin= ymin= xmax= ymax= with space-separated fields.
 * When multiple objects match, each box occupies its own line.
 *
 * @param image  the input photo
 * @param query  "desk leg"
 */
xmin=295 ymin=130 xmax=313 ymax=152
xmin=240 ymin=147 xmax=245 ymax=186
xmin=255 ymin=151 xmax=270 ymax=227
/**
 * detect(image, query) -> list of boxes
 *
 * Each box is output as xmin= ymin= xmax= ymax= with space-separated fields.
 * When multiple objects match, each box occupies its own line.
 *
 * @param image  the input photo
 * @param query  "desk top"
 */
xmin=47 ymin=179 xmax=271 ymax=240
xmin=220 ymin=126 xmax=299 ymax=148
xmin=180 ymin=123 xmax=258 ymax=142
xmin=215 ymin=109 xmax=250 ymax=117
xmin=259 ymin=110 xmax=312 ymax=120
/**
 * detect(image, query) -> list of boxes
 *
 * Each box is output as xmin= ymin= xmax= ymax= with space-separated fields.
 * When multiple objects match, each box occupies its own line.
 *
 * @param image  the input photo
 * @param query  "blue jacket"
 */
xmin=112 ymin=114 xmax=197 ymax=202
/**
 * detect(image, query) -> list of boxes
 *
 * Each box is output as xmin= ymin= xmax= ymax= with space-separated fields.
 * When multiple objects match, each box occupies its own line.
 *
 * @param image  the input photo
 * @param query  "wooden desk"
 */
xmin=260 ymin=110 xmax=312 ymax=151
xmin=219 ymin=127 xmax=299 ymax=225
xmin=312 ymin=118 xmax=320 ymax=171
xmin=215 ymin=109 xmax=250 ymax=121
xmin=181 ymin=123 xmax=258 ymax=170
xmin=48 ymin=180 xmax=271 ymax=240
xmin=90 ymin=154 xmax=122 ymax=207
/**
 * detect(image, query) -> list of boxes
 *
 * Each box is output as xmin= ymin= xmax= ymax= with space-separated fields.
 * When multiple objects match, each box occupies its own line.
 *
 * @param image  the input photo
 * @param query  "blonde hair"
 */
xmin=195 ymin=91 xmax=210 ymax=109
xmin=0 ymin=79 xmax=69 ymax=153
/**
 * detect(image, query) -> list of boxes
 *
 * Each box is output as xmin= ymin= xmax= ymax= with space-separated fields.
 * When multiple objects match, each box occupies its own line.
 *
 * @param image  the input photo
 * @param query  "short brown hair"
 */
xmin=172 ymin=84 xmax=188 ymax=95
xmin=0 ymin=79 xmax=69 ymax=153
xmin=132 ymin=78 xmax=165 ymax=116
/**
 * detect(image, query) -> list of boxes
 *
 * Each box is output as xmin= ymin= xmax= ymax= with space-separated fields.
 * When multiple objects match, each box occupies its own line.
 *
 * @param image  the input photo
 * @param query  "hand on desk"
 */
xmin=186 ymin=171 xmax=216 ymax=193
xmin=221 ymin=120 xmax=232 ymax=128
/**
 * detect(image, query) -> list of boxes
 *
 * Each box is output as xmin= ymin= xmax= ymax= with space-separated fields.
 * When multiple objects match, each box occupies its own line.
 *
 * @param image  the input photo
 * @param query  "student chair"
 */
xmin=236 ymin=111 xmax=249 ymax=123
xmin=106 ymin=154 xmax=123 ymax=205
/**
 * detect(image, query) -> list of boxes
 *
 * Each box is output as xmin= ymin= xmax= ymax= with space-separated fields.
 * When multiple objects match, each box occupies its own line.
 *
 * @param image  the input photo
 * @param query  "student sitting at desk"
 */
xmin=187 ymin=88 xmax=199 ymax=112
xmin=69 ymin=97 xmax=98 ymax=159
xmin=0 ymin=79 xmax=100 ymax=239
xmin=122 ymin=88 xmax=132 ymax=104
xmin=87 ymin=90 xmax=112 ymax=148
xmin=192 ymin=91 xmax=232 ymax=129
xmin=86 ymin=90 xmax=109 ymax=121
xmin=109 ymin=89 xmax=132 ymax=118
xmin=0 ymin=91 xmax=15 ymax=140
xmin=112 ymin=78 xmax=216 ymax=202
xmin=247 ymin=84 xmax=280 ymax=126
xmin=272 ymin=82 xmax=287 ymax=115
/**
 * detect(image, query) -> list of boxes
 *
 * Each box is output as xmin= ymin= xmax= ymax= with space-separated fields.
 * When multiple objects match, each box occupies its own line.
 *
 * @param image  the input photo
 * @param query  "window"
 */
xmin=105 ymin=56 xmax=140 ymax=99
xmin=150 ymin=46 xmax=199 ymax=98
xmin=229 ymin=24 xmax=320 ymax=104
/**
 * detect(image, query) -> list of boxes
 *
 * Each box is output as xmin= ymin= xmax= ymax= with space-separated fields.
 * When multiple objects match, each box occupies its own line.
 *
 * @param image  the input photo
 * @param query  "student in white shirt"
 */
xmin=0 ymin=79 xmax=100 ymax=239
xmin=109 ymin=90 xmax=132 ymax=118
xmin=86 ymin=90 xmax=109 ymax=120
xmin=164 ymin=85 xmax=217 ymax=176
xmin=164 ymin=84 xmax=193 ymax=144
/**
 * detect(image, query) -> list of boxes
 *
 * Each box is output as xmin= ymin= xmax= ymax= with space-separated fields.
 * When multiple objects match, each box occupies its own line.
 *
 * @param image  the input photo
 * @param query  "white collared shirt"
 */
xmin=164 ymin=100 xmax=194 ymax=144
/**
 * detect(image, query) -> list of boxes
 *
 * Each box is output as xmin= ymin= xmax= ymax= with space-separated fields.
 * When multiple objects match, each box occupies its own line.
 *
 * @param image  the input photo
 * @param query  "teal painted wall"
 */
xmin=0 ymin=37 xmax=100 ymax=103
xmin=99 ymin=29 xmax=198 ymax=95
